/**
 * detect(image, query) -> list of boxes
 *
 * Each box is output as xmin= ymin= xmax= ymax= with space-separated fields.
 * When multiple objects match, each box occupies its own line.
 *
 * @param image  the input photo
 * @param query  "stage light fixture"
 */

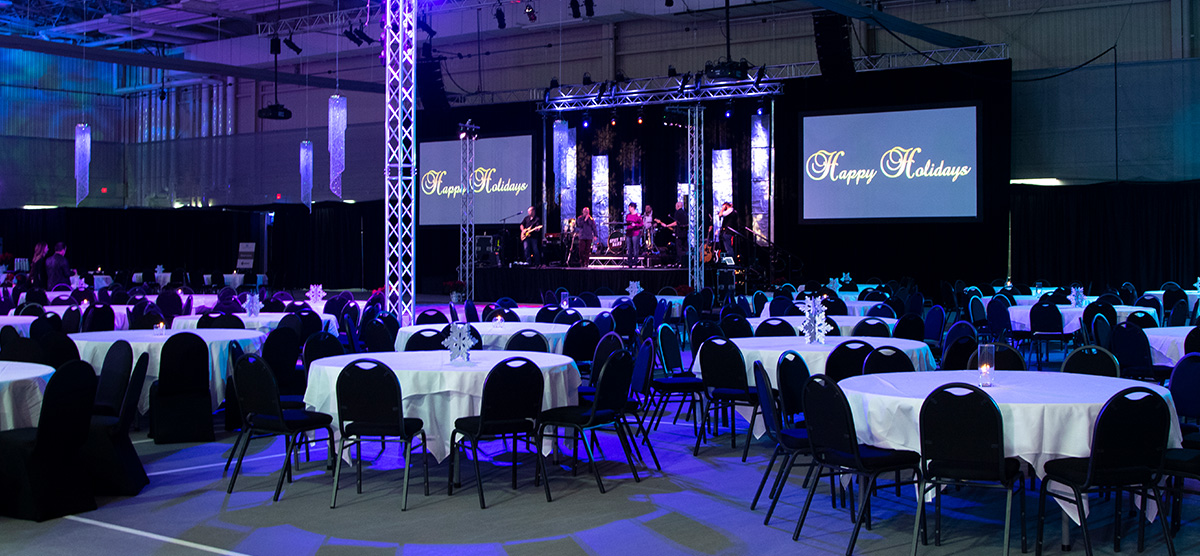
xmin=343 ymin=28 xmax=363 ymax=46
xmin=494 ymin=4 xmax=506 ymax=29
xmin=594 ymin=82 xmax=607 ymax=101
xmin=283 ymin=36 xmax=302 ymax=54
xmin=677 ymin=72 xmax=690 ymax=93
xmin=354 ymin=27 xmax=375 ymax=45
xmin=667 ymin=65 xmax=677 ymax=77
xmin=417 ymin=15 xmax=437 ymax=37
xmin=666 ymin=0 xmax=673 ymax=6
xmin=581 ymin=112 xmax=590 ymax=128
xmin=610 ymin=110 xmax=617 ymax=126
xmin=754 ymin=65 xmax=766 ymax=86
xmin=582 ymin=72 xmax=593 ymax=85
xmin=637 ymin=107 xmax=644 ymax=125
xmin=756 ymin=100 xmax=764 ymax=116
xmin=724 ymin=100 xmax=733 ymax=118
xmin=584 ymin=0 xmax=594 ymax=17
xmin=549 ymin=77 xmax=559 ymax=88
xmin=569 ymin=0 xmax=581 ymax=18
xmin=524 ymin=2 xmax=536 ymax=22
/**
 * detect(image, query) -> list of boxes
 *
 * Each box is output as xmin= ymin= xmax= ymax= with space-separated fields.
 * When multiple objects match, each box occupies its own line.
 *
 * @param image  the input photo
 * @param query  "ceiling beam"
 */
xmin=806 ymin=0 xmax=982 ymax=48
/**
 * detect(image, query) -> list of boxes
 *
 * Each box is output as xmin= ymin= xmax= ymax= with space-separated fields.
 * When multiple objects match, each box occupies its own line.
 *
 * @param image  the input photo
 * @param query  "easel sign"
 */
xmin=237 ymin=242 xmax=256 ymax=270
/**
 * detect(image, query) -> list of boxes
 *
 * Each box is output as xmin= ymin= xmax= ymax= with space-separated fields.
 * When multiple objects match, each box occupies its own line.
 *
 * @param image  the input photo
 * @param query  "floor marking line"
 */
xmin=146 ymin=454 xmax=281 ymax=477
xmin=64 ymin=516 xmax=252 ymax=556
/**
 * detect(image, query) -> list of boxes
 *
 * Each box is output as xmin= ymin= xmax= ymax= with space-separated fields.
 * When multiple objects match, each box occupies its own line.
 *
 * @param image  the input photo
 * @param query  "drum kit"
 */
xmin=559 ymin=218 xmax=678 ymax=265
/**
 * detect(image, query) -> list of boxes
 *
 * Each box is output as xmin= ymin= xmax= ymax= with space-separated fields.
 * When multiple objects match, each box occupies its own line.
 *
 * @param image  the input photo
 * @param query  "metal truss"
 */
xmin=686 ymin=105 xmax=705 ymax=292
xmin=384 ymin=0 xmax=416 ymax=325
xmin=458 ymin=121 xmax=478 ymax=301
xmin=258 ymin=6 xmax=382 ymax=38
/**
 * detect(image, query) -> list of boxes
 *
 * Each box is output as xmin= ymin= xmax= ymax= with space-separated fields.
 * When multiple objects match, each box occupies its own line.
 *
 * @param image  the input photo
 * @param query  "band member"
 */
xmin=642 ymin=205 xmax=655 ymax=251
xmin=625 ymin=202 xmax=643 ymax=267
xmin=520 ymin=205 xmax=542 ymax=267
xmin=665 ymin=200 xmax=688 ymax=267
xmin=719 ymin=201 xmax=739 ymax=260
xmin=576 ymin=207 xmax=597 ymax=267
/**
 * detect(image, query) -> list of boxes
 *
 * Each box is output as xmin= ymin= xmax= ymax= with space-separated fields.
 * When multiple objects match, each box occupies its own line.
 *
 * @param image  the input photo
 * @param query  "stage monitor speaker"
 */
xmin=416 ymin=55 xmax=452 ymax=113
xmin=812 ymin=11 xmax=855 ymax=79
xmin=475 ymin=235 xmax=500 ymax=268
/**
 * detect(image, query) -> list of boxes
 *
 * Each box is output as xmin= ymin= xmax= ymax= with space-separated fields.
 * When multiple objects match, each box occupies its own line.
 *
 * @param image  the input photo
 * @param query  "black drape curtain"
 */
xmin=1010 ymin=181 xmax=1200 ymax=292
xmin=268 ymin=201 xmax=385 ymax=290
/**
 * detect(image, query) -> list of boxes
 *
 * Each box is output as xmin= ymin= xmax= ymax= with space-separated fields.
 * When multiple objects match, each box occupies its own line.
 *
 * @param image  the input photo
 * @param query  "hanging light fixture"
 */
xmin=75 ymin=123 xmax=90 ymax=206
xmin=300 ymin=140 xmax=313 ymax=212
xmin=329 ymin=95 xmax=347 ymax=198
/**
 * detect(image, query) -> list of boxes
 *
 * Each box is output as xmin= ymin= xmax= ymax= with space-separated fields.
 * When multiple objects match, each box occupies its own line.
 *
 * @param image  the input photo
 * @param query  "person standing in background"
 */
xmin=625 ymin=203 xmax=643 ymax=267
xmin=575 ymin=207 xmax=597 ymax=267
xmin=30 ymin=242 xmax=48 ymax=289
xmin=519 ymin=206 xmax=542 ymax=267
xmin=718 ymin=201 xmax=739 ymax=261
xmin=45 ymin=242 xmax=71 ymax=289
xmin=666 ymin=200 xmax=688 ymax=267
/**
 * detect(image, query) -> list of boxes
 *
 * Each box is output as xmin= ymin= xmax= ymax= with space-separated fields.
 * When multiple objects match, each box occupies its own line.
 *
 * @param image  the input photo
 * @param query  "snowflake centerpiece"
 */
xmin=245 ymin=293 xmax=262 ymax=317
xmin=1069 ymin=286 xmax=1088 ymax=308
xmin=840 ymin=272 xmax=852 ymax=285
xmin=306 ymin=284 xmax=327 ymax=304
xmin=627 ymin=281 xmax=641 ymax=296
xmin=154 ymin=265 xmax=165 ymax=275
xmin=442 ymin=322 xmax=478 ymax=362
xmin=798 ymin=295 xmax=834 ymax=345
xmin=1194 ymin=277 xmax=1200 ymax=291
xmin=826 ymin=278 xmax=841 ymax=292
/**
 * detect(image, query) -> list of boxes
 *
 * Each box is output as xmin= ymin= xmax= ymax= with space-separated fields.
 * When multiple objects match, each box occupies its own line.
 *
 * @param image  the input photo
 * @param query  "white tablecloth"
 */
xmin=839 ymin=370 xmax=1182 ymax=522
xmin=1008 ymin=304 xmax=1156 ymax=333
xmin=10 ymin=304 xmax=135 ymax=330
xmin=597 ymin=295 xmax=684 ymax=318
xmin=304 ymin=350 xmax=580 ymax=462
xmin=155 ymin=272 xmax=172 ymax=287
xmin=93 ymin=275 xmax=113 ymax=290
xmin=723 ymin=336 xmax=936 ymax=386
xmin=1001 ymin=294 xmax=1098 ymax=307
xmin=395 ymin=322 xmax=571 ymax=354
xmin=1145 ymin=326 xmax=1194 ymax=366
xmin=745 ymin=315 xmax=897 ymax=337
xmin=71 ymin=329 xmax=266 ymax=414
xmin=171 ymin=312 xmax=338 ymax=336
xmin=795 ymin=299 xmax=878 ymax=317
xmin=1145 ymin=290 xmax=1200 ymax=311
xmin=0 ymin=316 xmax=37 ymax=337
xmin=510 ymin=307 xmax=609 ymax=323
xmin=0 ymin=362 xmax=55 ymax=431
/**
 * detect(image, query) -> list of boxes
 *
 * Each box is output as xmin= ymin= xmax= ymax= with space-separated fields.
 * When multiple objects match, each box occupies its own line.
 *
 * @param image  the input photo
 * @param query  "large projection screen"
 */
xmin=801 ymin=106 xmax=978 ymax=221
xmin=419 ymin=135 xmax=532 ymax=225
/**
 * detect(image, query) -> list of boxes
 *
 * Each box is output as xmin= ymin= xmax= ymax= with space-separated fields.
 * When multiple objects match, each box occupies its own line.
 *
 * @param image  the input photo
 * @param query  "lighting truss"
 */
xmin=458 ymin=121 xmax=478 ymax=301
xmin=685 ymin=105 xmax=704 ymax=292
xmin=258 ymin=6 xmax=382 ymax=38
xmin=384 ymin=0 xmax=417 ymax=324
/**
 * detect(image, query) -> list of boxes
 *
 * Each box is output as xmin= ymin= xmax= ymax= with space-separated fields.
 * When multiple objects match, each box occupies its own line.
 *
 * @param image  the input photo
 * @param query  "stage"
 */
xmin=474 ymin=265 xmax=689 ymax=303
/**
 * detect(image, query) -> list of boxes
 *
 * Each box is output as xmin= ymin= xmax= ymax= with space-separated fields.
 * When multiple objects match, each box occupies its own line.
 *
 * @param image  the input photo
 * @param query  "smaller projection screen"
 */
xmin=801 ymin=106 xmax=978 ymax=221
xmin=419 ymin=135 xmax=533 ymax=225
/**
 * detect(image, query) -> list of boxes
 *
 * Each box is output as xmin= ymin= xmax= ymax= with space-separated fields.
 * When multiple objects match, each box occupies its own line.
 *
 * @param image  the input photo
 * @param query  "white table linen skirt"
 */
xmin=394 ymin=322 xmax=570 ymax=354
xmin=0 ymin=362 xmax=55 ymax=431
xmin=171 ymin=312 xmax=338 ymax=335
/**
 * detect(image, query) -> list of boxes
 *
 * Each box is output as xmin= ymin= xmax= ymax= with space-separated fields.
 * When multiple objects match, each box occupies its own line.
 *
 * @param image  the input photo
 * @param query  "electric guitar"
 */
xmin=520 ymin=225 xmax=542 ymax=241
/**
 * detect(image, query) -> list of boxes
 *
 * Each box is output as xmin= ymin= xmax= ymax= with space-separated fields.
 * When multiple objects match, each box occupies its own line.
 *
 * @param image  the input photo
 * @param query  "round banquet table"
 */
xmin=792 ymin=299 xmax=878 ymax=317
xmin=0 ymin=361 xmax=55 ymax=431
xmin=171 ymin=312 xmax=339 ymax=335
xmin=1145 ymin=290 xmax=1200 ymax=311
xmin=70 ymin=329 xmax=266 ymax=414
xmin=597 ymin=295 xmax=684 ymax=318
xmin=745 ymin=315 xmax=897 ymax=337
xmin=1145 ymin=326 xmax=1194 ymax=366
xmin=1007 ymin=304 xmax=1157 ymax=333
xmin=724 ymin=336 xmax=936 ymax=386
xmin=997 ymin=294 xmax=1098 ymax=307
xmin=838 ymin=370 xmax=1182 ymax=523
xmin=304 ymin=350 xmax=580 ymax=462
xmin=510 ymin=306 xmax=609 ymax=323
xmin=9 ymin=304 xmax=136 ymax=330
xmin=0 ymin=315 xmax=37 ymax=338
xmin=394 ymin=322 xmax=571 ymax=354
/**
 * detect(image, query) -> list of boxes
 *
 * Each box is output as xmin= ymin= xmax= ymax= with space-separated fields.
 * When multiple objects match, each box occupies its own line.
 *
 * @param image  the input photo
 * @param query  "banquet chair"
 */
xmin=592 ymin=311 xmax=615 ymax=336
xmin=1127 ymin=310 xmax=1158 ymax=329
xmin=851 ymin=318 xmax=891 ymax=338
xmin=751 ymin=361 xmax=813 ymax=524
xmin=85 ymin=353 xmax=150 ymax=496
xmin=415 ymin=308 xmax=449 ymax=325
xmin=693 ymin=337 xmax=760 ymax=461
xmin=633 ymin=291 xmax=658 ymax=322
xmin=360 ymin=319 xmax=396 ymax=352
xmin=914 ymin=383 xmax=1026 ymax=555
xmin=1165 ymin=355 xmax=1200 ymax=533
xmin=404 ymin=328 xmax=448 ymax=351
xmin=610 ymin=303 xmax=638 ymax=342
xmin=862 ymin=346 xmax=915 ymax=374
xmin=226 ymin=354 xmax=335 ymax=502
xmin=493 ymin=308 xmax=521 ymax=323
xmin=768 ymin=296 xmax=794 ymax=317
xmin=720 ymin=303 xmax=747 ymax=320
xmin=720 ymin=314 xmax=753 ymax=338
xmin=0 ymin=325 xmax=18 ymax=349
xmin=893 ymin=314 xmax=925 ymax=342
xmin=562 ymin=320 xmax=601 ymax=376
xmin=302 ymin=332 xmax=344 ymax=374
xmin=553 ymin=309 xmax=582 ymax=325
xmin=689 ymin=320 xmax=725 ymax=363
xmin=581 ymin=331 xmax=625 ymax=397
xmin=753 ymin=291 xmax=769 ymax=317
xmin=1184 ymin=326 xmax=1200 ymax=355
xmin=131 ymin=311 xmax=166 ymax=330
xmin=534 ymin=305 xmax=562 ymax=323
xmin=449 ymin=356 xmax=545 ymax=508
xmin=463 ymin=299 xmax=480 ymax=322
xmin=610 ymin=296 xmax=632 ymax=308
xmin=214 ymin=313 xmax=249 ymax=330
xmin=654 ymin=299 xmax=671 ymax=329
xmin=985 ymin=296 xmax=1013 ymax=344
xmin=93 ymin=340 xmax=134 ymax=417
xmin=1061 ymin=345 xmax=1120 ymax=377
xmin=27 ymin=314 xmax=58 ymax=340
xmin=943 ymin=320 xmax=977 ymax=350
xmin=568 ymin=296 xmax=587 ymax=308
xmin=1029 ymin=303 xmax=1071 ymax=370
xmin=1167 ymin=299 xmax=1190 ymax=327
xmin=262 ymin=298 xmax=286 ymax=313
xmin=49 ymin=295 xmax=74 ymax=306
xmin=263 ymin=327 xmax=305 ymax=398
xmin=924 ymin=305 xmax=947 ymax=349
xmin=1091 ymin=314 xmax=1113 ymax=351
xmin=623 ymin=339 xmax=662 ymax=471
xmin=331 ymin=359 xmax=427 ymax=510
xmin=322 ymin=296 xmax=349 ymax=321
xmin=495 ymin=296 xmax=519 ymax=309
xmin=756 ymin=317 xmax=796 ymax=337
xmin=649 ymin=325 xmax=703 ymax=431
xmin=284 ymin=301 xmax=310 ymax=313
xmin=0 ymin=361 xmax=98 ymax=521
xmin=82 ymin=304 xmax=116 ymax=332
xmin=776 ymin=351 xmax=810 ymax=432
xmin=538 ymin=350 xmax=640 ymax=498
xmin=61 ymin=305 xmax=82 ymax=334
xmin=24 ymin=289 xmax=50 ymax=306
xmin=682 ymin=305 xmax=700 ymax=339
xmin=825 ymin=340 xmax=874 ymax=382
xmin=940 ymin=335 xmax=979 ymax=370
xmin=157 ymin=290 xmax=184 ymax=320
xmin=35 ymin=332 xmax=80 ymax=370
xmin=965 ymin=343 xmax=1028 ymax=371
xmin=295 ymin=309 xmax=325 ymax=342
xmin=1164 ymin=288 xmax=1188 ymax=316
xmin=18 ymin=303 xmax=45 ymax=317
xmin=148 ymin=332 xmax=214 ymax=444
xmin=1135 ymin=295 xmax=1164 ymax=325
xmin=1111 ymin=322 xmax=1173 ymax=383
xmin=905 ymin=292 xmax=925 ymax=317
xmin=793 ymin=375 xmax=921 ymax=551
xmin=1082 ymin=303 xmax=1118 ymax=336
xmin=1035 ymin=386 xmax=1175 ymax=556
xmin=0 ymin=336 xmax=46 ymax=364
xmin=822 ymin=297 xmax=849 ymax=316
xmin=862 ymin=289 xmax=889 ymax=302
xmin=505 ymin=329 xmax=550 ymax=353
xmin=212 ymin=298 xmax=246 ymax=314
xmin=579 ymin=291 xmax=601 ymax=308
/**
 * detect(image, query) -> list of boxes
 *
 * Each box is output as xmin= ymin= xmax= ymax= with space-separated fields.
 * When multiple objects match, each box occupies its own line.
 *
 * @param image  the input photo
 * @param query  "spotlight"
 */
xmin=724 ymin=101 xmax=733 ymax=118
xmin=581 ymin=112 xmax=590 ymax=128
xmin=677 ymin=72 xmax=690 ymax=93
xmin=494 ymin=5 xmax=506 ymax=29
xmin=637 ymin=107 xmax=644 ymax=125
xmin=582 ymin=72 xmax=593 ymax=85
xmin=343 ymin=28 xmax=363 ymax=46
xmin=549 ymin=77 xmax=559 ymax=88
xmin=569 ymin=0 xmax=581 ymax=19
xmin=594 ymin=82 xmax=606 ymax=101
xmin=584 ymin=0 xmax=594 ymax=17
xmin=667 ymin=65 xmax=677 ymax=77
xmin=610 ymin=110 xmax=617 ymax=126
xmin=354 ymin=27 xmax=376 ymax=45
xmin=665 ymin=0 xmax=673 ymax=6
xmin=756 ymin=99 xmax=764 ymax=116
xmin=524 ymin=2 xmax=536 ymax=22
xmin=283 ymin=36 xmax=302 ymax=54
xmin=614 ymin=70 xmax=626 ymax=82
xmin=417 ymin=15 xmax=437 ymax=37
xmin=754 ymin=65 xmax=766 ymax=86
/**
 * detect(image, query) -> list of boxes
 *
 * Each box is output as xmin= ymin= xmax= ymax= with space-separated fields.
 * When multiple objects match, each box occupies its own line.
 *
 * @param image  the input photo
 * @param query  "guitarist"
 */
xmin=520 ymin=206 xmax=542 ymax=267
xmin=625 ymin=202 xmax=644 ymax=268
xmin=576 ymin=207 xmax=597 ymax=267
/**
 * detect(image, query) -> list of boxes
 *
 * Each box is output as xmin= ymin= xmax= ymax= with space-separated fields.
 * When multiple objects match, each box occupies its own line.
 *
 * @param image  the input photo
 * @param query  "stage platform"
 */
xmin=474 ymin=265 xmax=688 ymax=303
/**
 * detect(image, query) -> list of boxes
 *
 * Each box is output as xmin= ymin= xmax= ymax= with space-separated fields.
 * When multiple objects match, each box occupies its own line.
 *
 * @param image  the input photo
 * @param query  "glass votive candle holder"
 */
xmin=560 ymin=291 xmax=569 ymax=310
xmin=153 ymin=322 xmax=166 ymax=336
xmin=977 ymin=343 xmax=995 ymax=387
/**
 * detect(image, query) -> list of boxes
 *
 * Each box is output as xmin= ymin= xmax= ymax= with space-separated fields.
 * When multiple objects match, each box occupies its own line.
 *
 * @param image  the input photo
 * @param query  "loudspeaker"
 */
xmin=812 ymin=11 xmax=855 ymax=79
xmin=416 ymin=54 xmax=452 ymax=113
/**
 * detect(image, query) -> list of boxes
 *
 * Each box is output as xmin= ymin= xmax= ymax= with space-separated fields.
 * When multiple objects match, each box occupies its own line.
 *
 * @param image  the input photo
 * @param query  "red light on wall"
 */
xmin=100 ymin=187 xmax=108 ymax=193
xmin=276 ymin=193 xmax=282 ymax=200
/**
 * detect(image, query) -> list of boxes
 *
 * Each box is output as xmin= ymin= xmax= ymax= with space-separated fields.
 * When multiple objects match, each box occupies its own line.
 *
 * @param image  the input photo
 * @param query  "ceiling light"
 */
xmin=569 ymin=0 xmax=581 ymax=19
xmin=283 ymin=37 xmax=302 ymax=54
xmin=494 ymin=4 xmax=506 ymax=29
xmin=584 ymin=0 xmax=594 ymax=17
xmin=343 ymin=29 xmax=363 ymax=46
xmin=354 ymin=27 xmax=375 ymax=45
xmin=524 ymin=2 xmax=536 ymax=22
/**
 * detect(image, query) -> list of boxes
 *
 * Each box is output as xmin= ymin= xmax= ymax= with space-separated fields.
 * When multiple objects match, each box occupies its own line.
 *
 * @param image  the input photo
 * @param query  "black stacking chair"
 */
xmin=27 ymin=313 xmax=59 ymax=339
xmin=1111 ymin=322 xmax=1172 ymax=383
xmin=1127 ymin=310 xmax=1159 ymax=330
xmin=720 ymin=313 xmax=754 ymax=338
xmin=823 ymin=296 xmax=849 ymax=316
xmin=750 ymin=361 xmax=813 ymax=525
xmin=131 ymin=311 xmax=166 ymax=330
xmin=464 ymin=299 xmax=480 ymax=322
xmin=965 ymin=343 xmax=1028 ymax=371
xmin=535 ymin=305 xmax=562 ymax=323
xmin=226 ymin=354 xmax=335 ymax=502
xmin=552 ymin=309 xmax=581 ymax=325
xmin=940 ymin=334 xmax=979 ymax=370
xmin=851 ymin=317 xmax=892 ymax=338
xmin=693 ymin=337 xmax=760 ymax=462
xmin=914 ymin=383 xmax=1025 ymax=555
xmin=562 ymin=320 xmax=601 ymax=375
xmin=404 ymin=328 xmax=448 ymax=351
xmin=331 ymin=359 xmax=427 ymax=510
xmin=862 ymin=346 xmax=916 ymax=374
xmin=824 ymin=339 xmax=874 ymax=382
xmin=649 ymin=324 xmax=703 ymax=431
xmin=0 ymin=336 xmax=46 ymax=364
xmin=505 ymin=329 xmax=550 ymax=352
xmin=1029 ymin=302 xmax=1071 ymax=370
xmin=360 ymin=319 xmax=396 ymax=352
xmin=1035 ymin=387 xmax=1175 ymax=556
xmin=302 ymin=332 xmax=345 ymax=374
xmin=1061 ymin=345 xmax=1120 ymax=377
xmin=415 ymin=308 xmax=449 ymax=325
xmin=448 ymin=357 xmax=545 ymax=509
xmin=0 ymin=360 xmax=98 ymax=521
xmin=262 ymin=326 xmax=305 ymax=398
xmin=0 ymin=325 xmax=19 ymax=349
xmin=93 ymin=340 xmax=134 ymax=417
xmin=893 ymin=313 xmax=925 ymax=342
xmin=755 ymin=317 xmax=796 ymax=337
xmin=768 ymin=296 xmax=795 ymax=317
xmin=85 ymin=353 xmax=150 ymax=496
xmin=867 ymin=303 xmax=897 ymax=318
xmin=34 ymin=331 xmax=79 ymax=370
xmin=793 ymin=375 xmax=921 ymax=552
xmin=295 ymin=308 xmax=324 ymax=342
xmin=61 ymin=305 xmax=82 ymax=334
xmin=148 ymin=332 xmax=214 ymax=444
xmin=82 ymin=303 xmax=116 ymax=332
